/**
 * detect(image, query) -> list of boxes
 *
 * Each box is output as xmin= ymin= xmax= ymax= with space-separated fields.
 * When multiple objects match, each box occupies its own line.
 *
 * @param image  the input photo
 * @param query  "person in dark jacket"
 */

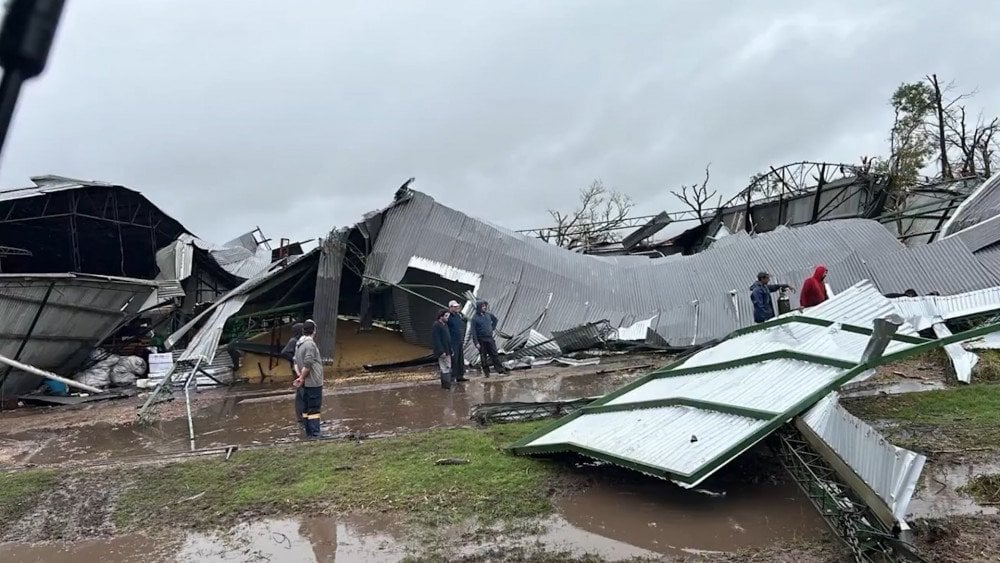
xmin=446 ymin=300 xmax=469 ymax=382
xmin=282 ymin=323 xmax=305 ymax=432
xmin=750 ymin=271 xmax=795 ymax=323
xmin=432 ymin=309 xmax=454 ymax=389
xmin=471 ymin=300 xmax=508 ymax=376
xmin=799 ymin=265 xmax=829 ymax=308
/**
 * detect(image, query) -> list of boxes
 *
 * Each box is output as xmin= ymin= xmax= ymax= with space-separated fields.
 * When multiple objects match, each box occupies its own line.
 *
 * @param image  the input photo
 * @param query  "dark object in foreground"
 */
xmin=435 ymin=458 xmax=470 ymax=466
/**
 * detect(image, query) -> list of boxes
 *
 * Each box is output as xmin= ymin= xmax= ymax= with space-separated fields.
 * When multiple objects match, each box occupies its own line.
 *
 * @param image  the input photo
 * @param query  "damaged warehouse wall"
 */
xmin=312 ymin=228 xmax=348 ymax=358
xmin=355 ymin=189 xmax=1000 ymax=349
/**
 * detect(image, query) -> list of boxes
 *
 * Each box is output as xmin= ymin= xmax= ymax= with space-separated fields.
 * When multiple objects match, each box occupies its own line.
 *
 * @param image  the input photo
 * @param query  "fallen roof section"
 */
xmin=360 ymin=189 xmax=1000 ymax=348
xmin=0 ymin=273 xmax=157 ymax=397
xmin=941 ymin=170 xmax=1000 ymax=237
xmin=797 ymin=392 xmax=926 ymax=529
xmin=510 ymin=288 xmax=929 ymax=487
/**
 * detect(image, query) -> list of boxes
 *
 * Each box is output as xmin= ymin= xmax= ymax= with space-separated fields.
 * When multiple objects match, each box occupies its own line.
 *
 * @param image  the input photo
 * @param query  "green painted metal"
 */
xmin=726 ymin=314 xmax=928 ymax=345
xmin=581 ymin=397 xmax=778 ymax=420
xmin=511 ymin=315 xmax=1000 ymax=487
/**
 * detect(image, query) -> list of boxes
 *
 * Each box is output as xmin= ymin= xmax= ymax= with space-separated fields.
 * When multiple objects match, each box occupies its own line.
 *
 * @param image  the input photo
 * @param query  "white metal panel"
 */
xmin=800 ymin=393 xmax=926 ymax=523
xmin=526 ymin=406 xmax=768 ymax=477
xmin=932 ymin=323 xmax=978 ymax=384
xmin=893 ymin=286 xmax=1000 ymax=331
xmin=605 ymin=359 xmax=843 ymax=413
xmin=681 ymin=322 xmax=914 ymax=368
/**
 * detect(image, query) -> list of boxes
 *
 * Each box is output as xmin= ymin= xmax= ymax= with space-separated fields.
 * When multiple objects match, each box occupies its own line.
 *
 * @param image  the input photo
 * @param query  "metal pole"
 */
xmin=0 ymin=352 xmax=105 ymax=394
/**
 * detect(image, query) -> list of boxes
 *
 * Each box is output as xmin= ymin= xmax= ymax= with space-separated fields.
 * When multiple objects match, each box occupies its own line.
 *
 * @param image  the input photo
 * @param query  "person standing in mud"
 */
xmin=471 ymin=301 xmax=509 ymax=377
xmin=283 ymin=323 xmax=305 ymax=433
xmin=293 ymin=320 xmax=323 ymax=438
xmin=432 ymin=309 xmax=454 ymax=389
xmin=446 ymin=300 xmax=469 ymax=383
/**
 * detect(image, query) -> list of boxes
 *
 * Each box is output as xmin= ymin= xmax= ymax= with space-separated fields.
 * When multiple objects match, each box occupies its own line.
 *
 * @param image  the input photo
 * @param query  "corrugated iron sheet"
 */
xmin=891 ymin=285 xmax=1000 ymax=331
xmin=512 ymin=284 xmax=927 ymax=489
xmin=364 ymin=191 xmax=981 ymax=348
xmin=523 ymin=406 xmax=770 ymax=478
xmin=0 ymin=274 xmax=156 ymax=396
xmin=799 ymin=392 xmax=926 ymax=523
xmin=942 ymin=171 xmax=1000 ymax=236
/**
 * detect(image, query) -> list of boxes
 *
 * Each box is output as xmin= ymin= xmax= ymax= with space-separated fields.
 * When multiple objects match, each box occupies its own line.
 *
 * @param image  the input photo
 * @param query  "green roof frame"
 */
xmin=510 ymin=316 xmax=999 ymax=487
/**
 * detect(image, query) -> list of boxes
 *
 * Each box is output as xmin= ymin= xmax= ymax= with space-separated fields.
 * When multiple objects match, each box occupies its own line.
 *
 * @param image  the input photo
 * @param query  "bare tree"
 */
xmin=541 ymin=180 xmax=634 ymax=249
xmin=928 ymin=74 xmax=953 ymax=180
xmin=670 ymin=164 xmax=719 ymax=222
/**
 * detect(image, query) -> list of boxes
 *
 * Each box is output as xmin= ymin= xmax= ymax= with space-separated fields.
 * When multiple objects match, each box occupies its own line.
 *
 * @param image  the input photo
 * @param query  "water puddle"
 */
xmin=7 ymin=371 xmax=636 ymax=466
xmin=551 ymin=473 xmax=824 ymax=555
xmin=908 ymin=461 xmax=1000 ymax=518
xmin=841 ymin=379 xmax=947 ymax=398
xmin=1 ymin=472 xmax=825 ymax=562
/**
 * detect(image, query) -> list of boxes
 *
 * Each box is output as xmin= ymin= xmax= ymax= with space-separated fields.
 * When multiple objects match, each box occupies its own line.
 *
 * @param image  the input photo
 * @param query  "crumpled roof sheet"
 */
xmin=943 ymin=171 xmax=1000 ymax=237
xmin=799 ymin=392 xmax=926 ymax=524
xmin=891 ymin=286 xmax=1000 ymax=331
xmin=155 ymin=232 xmax=275 ymax=283
xmin=511 ymin=284 xmax=927 ymax=488
xmin=362 ymin=191 xmax=999 ymax=347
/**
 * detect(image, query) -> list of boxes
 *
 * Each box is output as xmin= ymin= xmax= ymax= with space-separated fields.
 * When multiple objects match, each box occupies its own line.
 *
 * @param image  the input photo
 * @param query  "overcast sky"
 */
xmin=1 ymin=1 xmax=998 ymax=245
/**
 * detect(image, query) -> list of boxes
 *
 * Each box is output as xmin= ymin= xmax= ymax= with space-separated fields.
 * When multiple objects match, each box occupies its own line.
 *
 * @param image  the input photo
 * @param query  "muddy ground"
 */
xmin=1 ymin=350 xmax=999 ymax=561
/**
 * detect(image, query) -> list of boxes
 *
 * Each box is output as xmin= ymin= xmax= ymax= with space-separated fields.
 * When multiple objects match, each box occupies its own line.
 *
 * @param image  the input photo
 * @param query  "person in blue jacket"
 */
xmin=750 ymin=271 xmax=795 ymax=323
xmin=470 ymin=300 xmax=509 ymax=377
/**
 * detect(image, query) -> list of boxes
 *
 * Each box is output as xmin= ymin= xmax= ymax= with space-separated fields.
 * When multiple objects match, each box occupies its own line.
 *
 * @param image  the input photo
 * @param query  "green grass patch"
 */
xmin=973 ymin=350 xmax=1000 ymax=383
xmin=844 ymin=384 xmax=1000 ymax=424
xmin=0 ymin=469 xmax=57 ymax=522
xmin=843 ymin=384 xmax=1000 ymax=451
xmin=115 ymin=421 xmax=558 ymax=531
xmin=958 ymin=474 xmax=1000 ymax=504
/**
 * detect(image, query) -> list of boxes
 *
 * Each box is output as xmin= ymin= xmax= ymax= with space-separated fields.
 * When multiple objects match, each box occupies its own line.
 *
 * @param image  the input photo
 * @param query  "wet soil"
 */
xmin=1 ymin=359 xmax=650 ymax=468
xmin=0 ymin=458 xmax=832 ymax=562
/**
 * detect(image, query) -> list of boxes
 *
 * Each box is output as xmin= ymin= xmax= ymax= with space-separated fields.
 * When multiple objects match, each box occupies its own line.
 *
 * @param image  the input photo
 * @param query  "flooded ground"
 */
xmin=909 ymin=461 xmax=1000 ymax=518
xmin=2 ymin=462 xmax=825 ymax=562
xmin=2 ymin=366 xmax=642 ymax=467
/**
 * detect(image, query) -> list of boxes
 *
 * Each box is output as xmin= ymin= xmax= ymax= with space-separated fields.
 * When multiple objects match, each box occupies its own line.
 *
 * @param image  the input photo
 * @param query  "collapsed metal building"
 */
xmin=0 ymin=176 xmax=300 ymax=399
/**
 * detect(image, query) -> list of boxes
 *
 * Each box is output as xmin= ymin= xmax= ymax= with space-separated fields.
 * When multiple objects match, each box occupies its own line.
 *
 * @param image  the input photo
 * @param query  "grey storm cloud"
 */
xmin=0 ymin=0 xmax=998 ymax=244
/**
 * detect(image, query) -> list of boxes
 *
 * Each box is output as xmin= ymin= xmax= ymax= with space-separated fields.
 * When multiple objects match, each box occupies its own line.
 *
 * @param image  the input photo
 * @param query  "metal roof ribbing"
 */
xmin=362 ymin=191 xmax=1000 ymax=348
xmin=951 ymin=214 xmax=1000 ymax=252
xmin=891 ymin=285 xmax=1000 ymax=331
xmin=511 ymin=284 xmax=936 ymax=488
xmin=604 ymin=358 xmax=844 ymax=414
xmin=942 ymin=171 xmax=1000 ymax=236
xmin=799 ymin=392 xmax=926 ymax=524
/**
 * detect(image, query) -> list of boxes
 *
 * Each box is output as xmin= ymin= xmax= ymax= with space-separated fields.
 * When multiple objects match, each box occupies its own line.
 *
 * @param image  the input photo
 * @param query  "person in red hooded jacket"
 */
xmin=800 ymin=265 xmax=829 ymax=308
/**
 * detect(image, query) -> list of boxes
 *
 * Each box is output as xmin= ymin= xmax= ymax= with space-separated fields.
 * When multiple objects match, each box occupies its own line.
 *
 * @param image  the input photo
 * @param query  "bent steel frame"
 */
xmin=510 ymin=315 xmax=1000 ymax=488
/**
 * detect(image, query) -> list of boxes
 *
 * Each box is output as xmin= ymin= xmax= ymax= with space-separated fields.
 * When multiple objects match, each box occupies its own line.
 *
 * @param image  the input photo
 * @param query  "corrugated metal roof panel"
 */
xmin=952 ymin=214 xmax=1000 ymax=252
xmin=800 ymin=392 xmax=926 ymax=523
xmin=942 ymin=171 xmax=1000 ymax=236
xmin=525 ymin=406 xmax=769 ymax=477
xmin=891 ymin=285 xmax=1000 ymax=331
xmin=361 ymin=191 xmax=998 ymax=348
xmin=605 ymin=358 xmax=843 ymax=414
xmin=0 ymin=274 xmax=156 ymax=395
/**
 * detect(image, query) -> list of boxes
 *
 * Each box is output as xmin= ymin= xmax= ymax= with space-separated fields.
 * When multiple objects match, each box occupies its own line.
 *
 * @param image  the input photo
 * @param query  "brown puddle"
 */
xmin=908 ymin=461 xmax=1000 ymax=518
xmin=7 ymin=370 xmax=634 ymax=466
xmin=550 ymin=472 xmax=824 ymax=556
xmin=1 ymin=472 xmax=826 ymax=562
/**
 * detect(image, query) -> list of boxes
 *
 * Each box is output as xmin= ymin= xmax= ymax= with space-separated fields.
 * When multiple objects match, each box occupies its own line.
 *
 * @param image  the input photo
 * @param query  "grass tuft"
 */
xmin=0 ymin=470 xmax=57 ymax=522
xmin=114 ymin=421 xmax=557 ymax=531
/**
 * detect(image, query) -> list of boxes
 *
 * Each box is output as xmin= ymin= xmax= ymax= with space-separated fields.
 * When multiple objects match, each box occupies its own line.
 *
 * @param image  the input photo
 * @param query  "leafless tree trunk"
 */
xmin=928 ymin=74 xmax=953 ymax=180
xmin=670 ymin=164 xmax=718 ymax=222
xmin=544 ymin=180 xmax=634 ymax=249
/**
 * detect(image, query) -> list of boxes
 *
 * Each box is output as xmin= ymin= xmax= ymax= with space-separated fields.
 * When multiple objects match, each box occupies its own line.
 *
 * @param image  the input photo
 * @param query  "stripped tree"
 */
xmin=541 ymin=180 xmax=634 ymax=250
xmin=670 ymin=163 xmax=719 ymax=222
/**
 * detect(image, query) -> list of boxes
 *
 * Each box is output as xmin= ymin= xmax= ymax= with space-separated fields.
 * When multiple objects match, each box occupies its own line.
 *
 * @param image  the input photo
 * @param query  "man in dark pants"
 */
xmin=446 ymin=300 xmax=469 ymax=382
xmin=293 ymin=320 xmax=323 ymax=438
xmin=282 ymin=323 xmax=305 ymax=434
xmin=432 ymin=309 xmax=454 ymax=389
xmin=750 ymin=271 xmax=795 ymax=324
xmin=471 ymin=301 xmax=508 ymax=377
